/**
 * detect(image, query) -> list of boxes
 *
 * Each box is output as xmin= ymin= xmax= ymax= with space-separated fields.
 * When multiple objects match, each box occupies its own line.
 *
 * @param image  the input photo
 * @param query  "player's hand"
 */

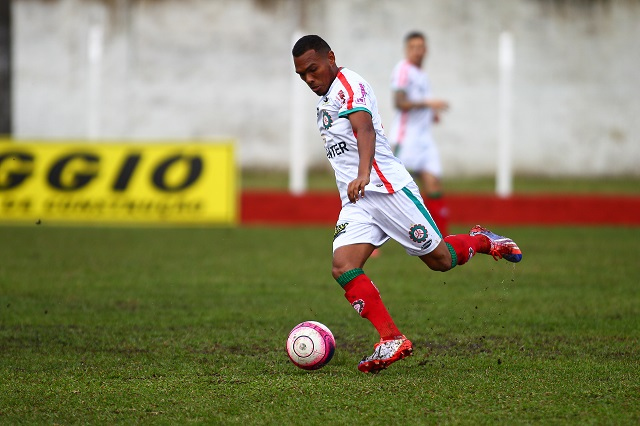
xmin=347 ymin=176 xmax=370 ymax=203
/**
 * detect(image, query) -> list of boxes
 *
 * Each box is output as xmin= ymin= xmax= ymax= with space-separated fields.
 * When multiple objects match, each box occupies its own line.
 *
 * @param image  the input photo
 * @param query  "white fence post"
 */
xmin=289 ymin=31 xmax=307 ymax=195
xmin=496 ymin=31 xmax=514 ymax=198
xmin=87 ymin=23 xmax=104 ymax=140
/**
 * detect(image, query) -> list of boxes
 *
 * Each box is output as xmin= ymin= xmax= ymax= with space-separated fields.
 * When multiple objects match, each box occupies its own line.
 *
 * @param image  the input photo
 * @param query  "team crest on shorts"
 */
xmin=322 ymin=110 xmax=333 ymax=129
xmin=409 ymin=224 xmax=428 ymax=243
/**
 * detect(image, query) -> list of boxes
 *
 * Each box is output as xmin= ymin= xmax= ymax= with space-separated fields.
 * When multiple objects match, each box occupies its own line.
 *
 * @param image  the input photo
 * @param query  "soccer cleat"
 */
xmin=357 ymin=336 xmax=413 ymax=373
xmin=469 ymin=225 xmax=522 ymax=263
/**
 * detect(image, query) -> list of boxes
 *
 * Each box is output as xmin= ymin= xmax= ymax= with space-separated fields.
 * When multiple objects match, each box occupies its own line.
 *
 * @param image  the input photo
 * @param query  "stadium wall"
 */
xmin=12 ymin=0 xmax=640 ymax=177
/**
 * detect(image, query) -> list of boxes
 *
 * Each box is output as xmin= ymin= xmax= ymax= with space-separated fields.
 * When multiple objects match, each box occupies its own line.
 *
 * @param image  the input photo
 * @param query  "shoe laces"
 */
xmin=362 ymin=339 xmax=403 ymax=362
xmin=489 ymin=248 xmax=503 ymax=261
xmin=489 ymin=239 xmax=518 ymax=261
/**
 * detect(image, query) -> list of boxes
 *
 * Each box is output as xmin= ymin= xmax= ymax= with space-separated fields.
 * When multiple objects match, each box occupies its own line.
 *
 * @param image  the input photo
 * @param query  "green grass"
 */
xmin=1 ymin=225 xmax=639 ymax=424
xmin=241 ymin=169 xmax=640 ymax=194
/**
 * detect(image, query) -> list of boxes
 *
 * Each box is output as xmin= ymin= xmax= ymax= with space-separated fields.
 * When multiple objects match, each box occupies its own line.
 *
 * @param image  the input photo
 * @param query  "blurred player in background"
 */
xmin=292 ymin=35 xmax=522 ymax=374
xmin=389 ymin=31 xmax=450 ymax=236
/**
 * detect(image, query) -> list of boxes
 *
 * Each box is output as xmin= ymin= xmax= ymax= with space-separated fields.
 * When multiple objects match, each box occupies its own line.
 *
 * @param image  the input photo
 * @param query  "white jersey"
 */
xmin=388 ymin=60 xmax=434 ymax=147
xmin=317 ymin=68 xmax=413 ymax=205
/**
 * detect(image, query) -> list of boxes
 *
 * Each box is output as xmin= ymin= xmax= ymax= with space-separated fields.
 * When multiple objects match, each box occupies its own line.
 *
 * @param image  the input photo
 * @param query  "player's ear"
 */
xmin=327 ymin=50 xmax=336 ymax=65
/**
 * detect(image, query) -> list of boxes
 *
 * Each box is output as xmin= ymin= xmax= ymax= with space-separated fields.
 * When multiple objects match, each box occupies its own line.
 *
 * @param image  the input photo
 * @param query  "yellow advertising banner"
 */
xmin=0 ymin=141 xmax=236 ymax=225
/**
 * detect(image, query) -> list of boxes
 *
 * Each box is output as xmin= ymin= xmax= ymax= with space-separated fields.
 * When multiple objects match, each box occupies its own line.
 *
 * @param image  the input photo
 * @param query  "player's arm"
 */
xmin=346 ymin=110 xmax=376 ymax=203
xmin=394 ymin=90 xmax=449 ymax=112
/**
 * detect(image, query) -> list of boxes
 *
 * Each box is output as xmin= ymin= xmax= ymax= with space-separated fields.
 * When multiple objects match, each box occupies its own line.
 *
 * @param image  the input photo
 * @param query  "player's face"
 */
xmin=294 ymin=49 xmax=338 ymax=96
xmin=406 ymin=37 xmax=427 ymax=66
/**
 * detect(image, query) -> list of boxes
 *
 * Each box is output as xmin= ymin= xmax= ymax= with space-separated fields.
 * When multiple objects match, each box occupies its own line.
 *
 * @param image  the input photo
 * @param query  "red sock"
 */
xmin=342 ymin=273 xmax=403 ymax=341
xmin=425 ymin=195 xmax=449 ymax=237
xmin=444 ymin=234 xmax=490 ymax=266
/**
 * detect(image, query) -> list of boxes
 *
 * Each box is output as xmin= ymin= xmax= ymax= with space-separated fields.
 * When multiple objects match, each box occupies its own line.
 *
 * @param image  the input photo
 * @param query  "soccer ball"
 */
xmin=286 ymin=321 xmax=336 ymax=370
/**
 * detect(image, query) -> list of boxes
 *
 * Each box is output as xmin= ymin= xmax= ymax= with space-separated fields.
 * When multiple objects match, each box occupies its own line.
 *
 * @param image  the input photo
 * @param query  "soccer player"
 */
xmin=389 ymin=31 xmax=450 ymax=236
xmin=291 ymin=35 xmax=522 ymax=374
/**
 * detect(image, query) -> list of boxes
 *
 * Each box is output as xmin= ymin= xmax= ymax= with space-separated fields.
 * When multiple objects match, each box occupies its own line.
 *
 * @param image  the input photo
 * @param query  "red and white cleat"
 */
xmin=470 ymin=225 xmax=522 ymax=263
xmin=357 ymin=336 xmax=413 ymax=373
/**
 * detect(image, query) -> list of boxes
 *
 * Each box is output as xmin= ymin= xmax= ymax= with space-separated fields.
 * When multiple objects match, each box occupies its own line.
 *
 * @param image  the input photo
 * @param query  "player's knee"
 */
xmin=420 ymin=247 xmax=453 ymax=272
xmin=331 ymin=256 xmax=357 ymax=280
xmin=331 ymin=263 xmax=347 ymax=281
xmin=428 ymin=257 xmax=451 ymax=272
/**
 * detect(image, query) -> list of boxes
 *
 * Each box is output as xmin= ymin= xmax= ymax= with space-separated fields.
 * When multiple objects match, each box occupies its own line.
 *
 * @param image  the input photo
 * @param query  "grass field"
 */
xmin=241 ymin=169 xmax=640 ymax=194
xmin=1 ymin=225 xmax=639 ymax=424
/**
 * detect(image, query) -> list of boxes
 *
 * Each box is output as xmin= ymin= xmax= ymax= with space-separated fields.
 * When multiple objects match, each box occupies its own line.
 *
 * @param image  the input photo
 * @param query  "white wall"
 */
xmin=13 ymin=0 xmax=640 ymax=176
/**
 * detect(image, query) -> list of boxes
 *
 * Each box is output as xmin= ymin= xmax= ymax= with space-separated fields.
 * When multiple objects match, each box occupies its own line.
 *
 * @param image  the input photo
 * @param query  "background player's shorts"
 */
xmin=332 ymin=181 xmax=443 ymax=256
xmin=395 ymin=135 xmax=442 ymax=177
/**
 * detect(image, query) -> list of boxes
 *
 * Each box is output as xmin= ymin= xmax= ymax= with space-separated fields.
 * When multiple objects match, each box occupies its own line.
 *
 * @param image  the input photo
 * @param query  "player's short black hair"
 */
xmin=404 ymin=31 xmax=427 ymax=43
xmin=292 ymin=35 xmax=332 ymax=57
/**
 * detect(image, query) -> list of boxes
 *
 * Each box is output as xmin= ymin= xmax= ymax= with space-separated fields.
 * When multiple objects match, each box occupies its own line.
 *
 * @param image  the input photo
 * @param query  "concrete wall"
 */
xmin=13 ymin=0 xmax=640 ymax=176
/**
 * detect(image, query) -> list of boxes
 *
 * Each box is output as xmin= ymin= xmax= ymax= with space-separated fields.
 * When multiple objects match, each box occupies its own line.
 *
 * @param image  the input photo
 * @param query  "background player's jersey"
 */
xmin=388 ymin=60 xmax=433 ymax=147
xmin=317 ymin=68 xmax=413 ymax=205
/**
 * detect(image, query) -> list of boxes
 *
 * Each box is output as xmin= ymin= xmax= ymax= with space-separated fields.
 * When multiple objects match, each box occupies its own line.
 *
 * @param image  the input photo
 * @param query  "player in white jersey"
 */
xmin=318 ymin=67 xmax=413 ymax=206
xmin=292 ymin=35 xmax=522 ymax=374
xmin=389 ymin=31 xmax=450 ymax=236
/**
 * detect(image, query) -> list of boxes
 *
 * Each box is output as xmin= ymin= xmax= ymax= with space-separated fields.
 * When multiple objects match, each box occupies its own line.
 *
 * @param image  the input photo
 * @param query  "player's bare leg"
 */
xmin=418 ymin=240 xmax=454 ymax=271
xmin=331 ymin=243 xmax=376 ymax=279
xmin=420 ymin=171 xmax=442 ymax=195
xmin=420 ymin=227 xmax=523 ymax=271
xmin=332 ymin=244 xmax=413 ymax=373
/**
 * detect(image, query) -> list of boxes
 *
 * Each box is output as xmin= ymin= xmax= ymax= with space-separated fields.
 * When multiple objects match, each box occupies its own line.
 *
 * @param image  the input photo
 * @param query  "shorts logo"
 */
xmin=351 ymin=299 xmax=365 ymax=315
xmin=421 ymin=239 xmax=433 ymax=250
xmin=409 ymin=224 xmax=428 ymax=243
xmin=333 ymin=222 xmax=348 ymax=240
xmin=469 ymin=247 xmax=475 ymax=260
xmin=322 ymin=110 xmax=333 ymax=129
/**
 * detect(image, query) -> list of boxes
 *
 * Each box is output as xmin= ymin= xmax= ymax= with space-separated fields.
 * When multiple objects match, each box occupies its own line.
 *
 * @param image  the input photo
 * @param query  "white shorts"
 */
xmin=395 ymin=136 xmax=442 ymax=177
xmin=332 ymin=181 xmax=443 ymax=256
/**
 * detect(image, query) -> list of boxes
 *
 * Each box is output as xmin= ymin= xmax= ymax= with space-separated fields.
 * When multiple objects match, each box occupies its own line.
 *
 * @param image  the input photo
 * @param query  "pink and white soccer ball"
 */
xmin=286 ymin=321 xmax=336 ymax=370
